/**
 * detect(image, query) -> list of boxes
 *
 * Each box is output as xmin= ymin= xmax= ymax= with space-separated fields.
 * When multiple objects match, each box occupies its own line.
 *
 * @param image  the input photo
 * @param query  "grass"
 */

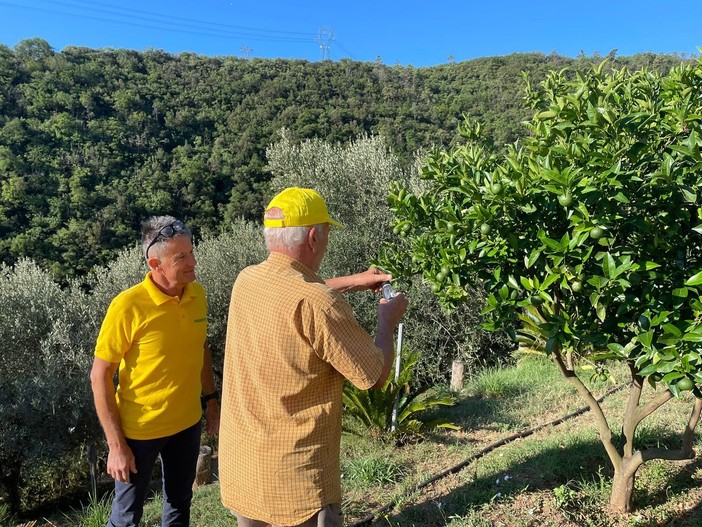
xmin=23 ymin=355 xmax=702 ymax=526
xmin=64 ymin=494 xmax=112 ymax=527
xmin=0 ymin=503 xmax=14 ymax=526
xmin=343 ymin=454 xmax=405 ymax=489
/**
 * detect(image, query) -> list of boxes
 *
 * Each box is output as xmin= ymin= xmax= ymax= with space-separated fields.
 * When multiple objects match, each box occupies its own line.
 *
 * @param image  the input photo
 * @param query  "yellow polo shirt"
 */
xmin=94 ymin=272 xmax=208 ymax=440
xmin=219 ymin=253 xmax=384 ymax=525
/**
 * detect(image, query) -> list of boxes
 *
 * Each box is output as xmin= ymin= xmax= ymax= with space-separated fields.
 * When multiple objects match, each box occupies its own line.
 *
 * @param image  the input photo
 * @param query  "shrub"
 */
xmin=193 ymin=221 xmax=267 ymax=374
xmin=343 ymin=352 xmax=459 ymax=437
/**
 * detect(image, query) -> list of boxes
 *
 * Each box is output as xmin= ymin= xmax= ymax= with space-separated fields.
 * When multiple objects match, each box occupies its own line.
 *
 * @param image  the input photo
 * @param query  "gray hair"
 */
xmin=141 ymin=215 xmax=191 ymax=260
xmin=264 ymin=224 xmax=326 ymax=251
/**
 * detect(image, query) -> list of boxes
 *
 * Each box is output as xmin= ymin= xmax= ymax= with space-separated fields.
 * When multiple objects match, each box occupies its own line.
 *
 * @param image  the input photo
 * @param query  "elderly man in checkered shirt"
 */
xmin=219 ymin=187 xmax=408 ymax=527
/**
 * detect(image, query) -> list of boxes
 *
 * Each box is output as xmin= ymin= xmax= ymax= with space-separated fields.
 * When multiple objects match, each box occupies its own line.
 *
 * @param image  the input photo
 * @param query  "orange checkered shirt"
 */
xmin=219 ymin=253 xmax=384 ymax=525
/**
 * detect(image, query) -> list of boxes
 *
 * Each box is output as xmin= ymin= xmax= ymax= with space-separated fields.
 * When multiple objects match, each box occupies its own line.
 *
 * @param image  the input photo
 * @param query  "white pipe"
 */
xmin=390 ymin=322 xmax=404 ymax=432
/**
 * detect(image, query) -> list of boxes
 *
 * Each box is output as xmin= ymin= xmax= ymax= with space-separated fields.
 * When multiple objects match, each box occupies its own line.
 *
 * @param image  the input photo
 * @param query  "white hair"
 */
xmin=264 ymin=224 xmax=326 ymax=251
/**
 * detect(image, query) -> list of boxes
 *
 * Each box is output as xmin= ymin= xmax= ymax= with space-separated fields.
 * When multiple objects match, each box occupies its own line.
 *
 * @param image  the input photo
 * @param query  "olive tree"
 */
xmin=379 ymin=60 xmax=702 ymax=512
xmin=267 ymin=130 xmax=513 ymax=384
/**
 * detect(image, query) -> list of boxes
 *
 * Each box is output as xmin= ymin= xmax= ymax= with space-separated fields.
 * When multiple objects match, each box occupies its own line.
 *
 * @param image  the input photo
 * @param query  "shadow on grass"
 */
xmin=667 ymin=498 xmax=702 ymax=527
xmin=368 ymin=434 xmax=702 ymax=527
xmin=431 ymin=394 xmax=532 ymax=435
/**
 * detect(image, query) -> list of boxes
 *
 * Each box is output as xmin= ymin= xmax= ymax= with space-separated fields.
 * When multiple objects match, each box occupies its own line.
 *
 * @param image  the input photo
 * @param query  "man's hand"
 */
xmin=205 ymin=401 xmax=220 ymax=436
xmin=372 ymin=292 xmax=409 ymax=389
xmin=325 ymin=267 xmax=392 ymax=293
xmin=357 ymin=267 xmax=392 ymax=292
xmin=107 ymin=443 xmax=137 ymax=483
xmin=378 ymin=292 xmax=409 ymax=327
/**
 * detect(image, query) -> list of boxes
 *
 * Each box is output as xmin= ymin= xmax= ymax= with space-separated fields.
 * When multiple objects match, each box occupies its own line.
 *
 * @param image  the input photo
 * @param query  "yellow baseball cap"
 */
xmin=264 ymin=187 xmax=344 ymax=229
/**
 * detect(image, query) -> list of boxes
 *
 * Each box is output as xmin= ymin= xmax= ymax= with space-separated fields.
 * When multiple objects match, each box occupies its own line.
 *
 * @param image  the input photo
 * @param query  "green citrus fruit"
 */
xmin=558 ymin=193 xmax=572 ymax=207
xmin=393 ymin=225 xmax=401 ymax=235
xmin=402 ymin=223 xmax=411 ymax=232
xmin=590 ymin=227 xmax=604 ymax=239
xmin=571 ymin=281 xmax=582 ymax=293
xmin=480 ymin=223 xmax=492 ymax=235
xmin=491 ymin=183 xmax=502 ymax=194
xmin=677 ymin=377 xmax=694 ymax=391
xmin=431 ymin=283 xmax=441 ymax=293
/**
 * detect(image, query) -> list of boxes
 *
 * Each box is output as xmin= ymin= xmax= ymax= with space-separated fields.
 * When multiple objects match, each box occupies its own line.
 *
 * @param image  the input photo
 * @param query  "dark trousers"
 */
xmin=108 ymin=421 xmax=201 ymax=527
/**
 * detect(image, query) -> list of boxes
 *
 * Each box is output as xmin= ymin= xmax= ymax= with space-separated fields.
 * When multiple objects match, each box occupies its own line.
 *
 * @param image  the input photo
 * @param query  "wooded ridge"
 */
xmin=0 ymin=38 xmax=688 ymax=278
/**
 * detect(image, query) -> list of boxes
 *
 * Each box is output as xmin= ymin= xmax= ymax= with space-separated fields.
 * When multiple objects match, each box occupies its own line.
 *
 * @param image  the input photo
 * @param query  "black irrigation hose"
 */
xmin=348 ymin=382 xmax=629 ymax=527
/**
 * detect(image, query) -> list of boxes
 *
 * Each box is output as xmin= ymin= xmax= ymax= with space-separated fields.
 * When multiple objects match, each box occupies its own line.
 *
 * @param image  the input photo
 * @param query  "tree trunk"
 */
xmin=609 ymin=457 xmax=640 ymax=513
xmin=1 ymin=465 xmax=22 ymax=515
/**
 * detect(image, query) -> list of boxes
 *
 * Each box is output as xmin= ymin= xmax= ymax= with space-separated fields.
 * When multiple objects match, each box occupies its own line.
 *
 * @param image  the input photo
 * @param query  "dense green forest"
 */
xmin=0 ymin=38 xmax=689 ymax=278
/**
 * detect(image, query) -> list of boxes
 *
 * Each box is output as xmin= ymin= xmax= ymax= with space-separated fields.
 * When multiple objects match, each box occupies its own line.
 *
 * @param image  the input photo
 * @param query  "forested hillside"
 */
xmin=0 ymin=38 xmax=688 ymax=278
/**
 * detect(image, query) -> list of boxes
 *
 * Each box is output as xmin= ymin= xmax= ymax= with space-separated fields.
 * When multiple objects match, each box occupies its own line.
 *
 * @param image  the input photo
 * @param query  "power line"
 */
xmin=0 ymin=0 xmax=314 ymax=44
xmin=1 ymin=1 xmax=360 ymax=60
xmin=333 ymin=40 xmax=357 ymax=61
xmin=56 ymin=0 xmax=313 ymax=37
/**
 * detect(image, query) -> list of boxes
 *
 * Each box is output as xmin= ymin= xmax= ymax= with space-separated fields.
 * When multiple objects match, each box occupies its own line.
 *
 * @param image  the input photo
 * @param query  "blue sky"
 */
xmin=0 ymin=0 xmax=700 ymax=66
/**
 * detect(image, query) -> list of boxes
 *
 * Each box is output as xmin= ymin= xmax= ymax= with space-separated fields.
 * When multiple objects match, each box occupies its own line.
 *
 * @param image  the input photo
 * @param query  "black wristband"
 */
xmin=201 ymin=391 xmax=219 ymax=403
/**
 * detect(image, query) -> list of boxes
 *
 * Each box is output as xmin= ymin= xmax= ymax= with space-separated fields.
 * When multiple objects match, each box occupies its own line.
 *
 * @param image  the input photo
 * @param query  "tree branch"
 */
xmin=682 ymin=397 xmax=702 ymax=454
xmin=640 ymin=447 xmax=695 ymax=463
xmin=552 ymin=348 xmax=622 ymax=466
xmin=633 ymin=389 xmax=674 ymax=426
xmin=621 ymin=363 xmax=644 ymax=457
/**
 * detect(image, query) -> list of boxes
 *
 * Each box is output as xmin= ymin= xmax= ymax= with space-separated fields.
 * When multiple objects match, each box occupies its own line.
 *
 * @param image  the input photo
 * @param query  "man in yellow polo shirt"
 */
xmin=219 ymin=188 xmax=408 ymax=526
xmin=90 ymin=216 xmax=219 ymax=527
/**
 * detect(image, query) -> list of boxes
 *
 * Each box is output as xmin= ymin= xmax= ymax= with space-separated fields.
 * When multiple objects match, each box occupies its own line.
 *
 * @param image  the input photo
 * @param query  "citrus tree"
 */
xmin=378 ymin=59 xmax=702 ymax=512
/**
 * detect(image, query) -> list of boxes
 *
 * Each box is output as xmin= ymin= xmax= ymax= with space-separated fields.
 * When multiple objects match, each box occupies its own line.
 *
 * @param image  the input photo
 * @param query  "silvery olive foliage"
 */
xmin=0 ymin=259 xmax=63 ymax=379
xmin=0 ymin=259 xmax=102 ymax=512
xmin=194 ymin=221 xmax=268 ymax=372
xmin=267 ymin=130 xmax=409 ymax=235
xmin=0 ymin=224 xmax=268 ymax=513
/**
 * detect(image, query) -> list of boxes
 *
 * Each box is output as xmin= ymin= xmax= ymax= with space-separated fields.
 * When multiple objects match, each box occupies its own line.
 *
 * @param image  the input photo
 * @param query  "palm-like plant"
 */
xmin=343 ymin=352 xmax=460 ymax=437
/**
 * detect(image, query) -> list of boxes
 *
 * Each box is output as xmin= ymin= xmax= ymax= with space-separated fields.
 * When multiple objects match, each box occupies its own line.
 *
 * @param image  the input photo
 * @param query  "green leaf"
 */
xmin=685 ymin=271 xmax=702 ymax=286
xmin=520 ymin=276 xmax=534 ymax=291
xmin=613 ymin=192 xmax=630 ymax=203
xmin=590 ymin=351 xmax=624 ymax=361
xmin=603 ymin=253 xmax=616 ymax=279
xmin=638 ymin=331 xmax=654 ymax=348
xmin=683 ymin=326 xmax=702 ymax=342
xmin=638 ymin=261 xmax=661 ymax=271
xmin=596 ymin=303 xmax=606 ymax=322
xmin=607 ymin=343 xmax=625 ymax=354
xmin=638 ymin=363 xmax=663 ymax=377
xmin=662 ymin=323 xmax=682 ymax=338
xmin=526 ymin=250 xmax=541 ymax=269
xmin=682 ymin=188 xmax=698 ymax=203
xmin=672 ymin=288 xmax=689 ymax=299
xmin=508 ymin=275 xmax=520 ymax=289
xmin=540 ymin=236 xmax=564 ymax=252
xmin=542 ymin=273 xmax=560 ymax=289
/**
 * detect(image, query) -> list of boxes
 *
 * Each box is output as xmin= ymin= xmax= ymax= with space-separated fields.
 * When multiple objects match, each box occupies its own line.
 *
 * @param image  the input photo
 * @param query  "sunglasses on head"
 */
xmin=145 ymin=220 xmax=186 ymax=258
